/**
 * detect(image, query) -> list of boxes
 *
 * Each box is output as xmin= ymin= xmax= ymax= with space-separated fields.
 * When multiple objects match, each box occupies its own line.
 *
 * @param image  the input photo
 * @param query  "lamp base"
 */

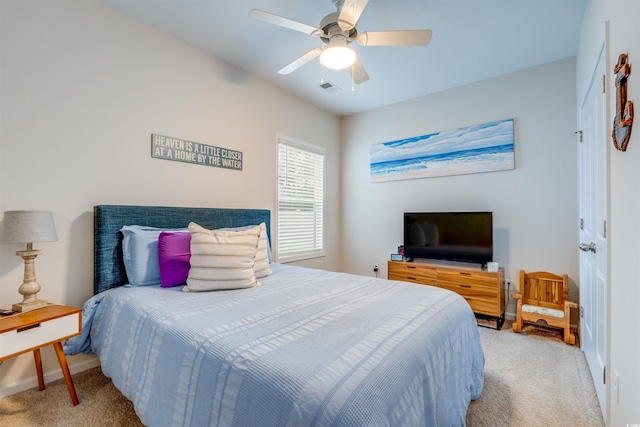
xmin=12 ymin=298 xmax=48 ymax=313
xmin=13 ymin=248 xmax=48 ymax=312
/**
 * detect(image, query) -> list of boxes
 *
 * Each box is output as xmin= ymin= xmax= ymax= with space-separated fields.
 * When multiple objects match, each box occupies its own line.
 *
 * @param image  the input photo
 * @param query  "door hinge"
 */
xmin=603 ymin=220 xmax=607 ymax=238
xmin=603 ymin=366 xmax=606 ymax=384
xmin=580 ymin=218 xmax=584 ymax=230
xmin=575 ymin=130 xmax=583 ymax=142
xmin=580 ymin=306 xmax=584 ymax=318
xmin=602 ymin=74 xmax=606 ymax=93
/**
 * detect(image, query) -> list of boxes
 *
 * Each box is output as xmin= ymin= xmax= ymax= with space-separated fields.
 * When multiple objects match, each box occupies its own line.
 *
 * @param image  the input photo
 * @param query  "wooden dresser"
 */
xmin=388 ymin=261 xmax=505 ymax=328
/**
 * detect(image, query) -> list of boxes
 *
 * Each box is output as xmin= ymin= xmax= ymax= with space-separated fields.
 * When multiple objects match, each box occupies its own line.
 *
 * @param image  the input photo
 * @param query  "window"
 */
xmin=276 ymin=136 xmax=325 ymax=262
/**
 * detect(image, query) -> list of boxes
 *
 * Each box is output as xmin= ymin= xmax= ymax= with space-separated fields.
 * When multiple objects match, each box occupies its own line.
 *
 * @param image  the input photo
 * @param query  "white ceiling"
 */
xmin=101 ymin=0 xmax=588 ymax=116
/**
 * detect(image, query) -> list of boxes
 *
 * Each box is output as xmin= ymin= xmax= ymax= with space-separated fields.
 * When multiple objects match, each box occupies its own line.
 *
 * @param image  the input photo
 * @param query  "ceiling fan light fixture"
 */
xmin=320 ymin=36 xmax=356 ymax=70
xmin=250 ymin=1 xmax=429 ymax=85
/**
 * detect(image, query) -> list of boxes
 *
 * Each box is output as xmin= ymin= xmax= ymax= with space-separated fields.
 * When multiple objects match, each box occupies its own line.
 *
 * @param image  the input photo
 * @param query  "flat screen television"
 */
xmin=403 ymin=212 xmax=493 ymax=266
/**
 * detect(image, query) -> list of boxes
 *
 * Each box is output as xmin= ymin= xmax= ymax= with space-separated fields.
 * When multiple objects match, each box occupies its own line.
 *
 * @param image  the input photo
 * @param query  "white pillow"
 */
xmin=185 ymin=222 xmax=260 ymax=291
xmin=219 ymin=223 xmax=272 ymax=279
xmin=253 ymin=222 xmax=272 ymax=279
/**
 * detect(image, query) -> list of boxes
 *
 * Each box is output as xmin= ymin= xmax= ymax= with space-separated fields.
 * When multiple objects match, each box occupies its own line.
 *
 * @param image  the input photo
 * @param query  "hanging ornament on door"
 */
xmin=612 ymin=53 xmax=634 ymax=152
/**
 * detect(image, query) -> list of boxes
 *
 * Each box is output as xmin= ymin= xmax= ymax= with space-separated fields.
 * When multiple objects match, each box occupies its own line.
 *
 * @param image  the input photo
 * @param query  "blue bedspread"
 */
xmin=66 ymin=264 xmax=484 ymax=426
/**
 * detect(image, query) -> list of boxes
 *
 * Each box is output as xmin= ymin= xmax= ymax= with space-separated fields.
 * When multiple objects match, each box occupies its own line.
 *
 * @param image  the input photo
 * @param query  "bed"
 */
xmin=65 ymin=204 xmax=485 ymax=426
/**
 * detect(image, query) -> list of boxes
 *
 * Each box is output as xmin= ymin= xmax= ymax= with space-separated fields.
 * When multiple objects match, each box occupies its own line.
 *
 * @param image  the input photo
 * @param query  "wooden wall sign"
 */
xmin=151 ymin=134 xmax=243 ymax=170
xmin=612 ymin=53 xmax=634 ymax=152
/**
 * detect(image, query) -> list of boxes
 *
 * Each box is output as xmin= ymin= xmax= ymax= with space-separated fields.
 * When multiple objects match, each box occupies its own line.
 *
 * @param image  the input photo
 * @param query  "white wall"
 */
xmin=0 ymin=1 xmax=340 ymax=393
xmin=340 ymin=58 xmax=579 ymax=320
xmin=577 ymin=1 xmax=640 ymax=425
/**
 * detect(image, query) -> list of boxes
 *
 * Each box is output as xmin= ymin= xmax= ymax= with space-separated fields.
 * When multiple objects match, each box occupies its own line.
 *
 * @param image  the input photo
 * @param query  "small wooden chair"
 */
xmin=512 ymin=270 xmax=578 ymax=344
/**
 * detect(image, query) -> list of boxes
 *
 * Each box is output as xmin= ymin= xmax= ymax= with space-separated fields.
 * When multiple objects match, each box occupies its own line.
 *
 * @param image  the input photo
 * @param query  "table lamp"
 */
xmin=0 ymin=210 xmax=58 ymax=312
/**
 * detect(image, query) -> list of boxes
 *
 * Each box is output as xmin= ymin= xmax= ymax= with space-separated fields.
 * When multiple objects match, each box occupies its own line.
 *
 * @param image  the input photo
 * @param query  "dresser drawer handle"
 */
xmin=407 ymin=265 xmax=416 ymax=269
xmin=17 ymin=323 xmax=41 ymax=333
xmin=459 ymin=272 xmax=471 ymax=276
xmin=408 ymin=277 xmax=417 ymax=280
xmin=459 ymin=284 xmax=472 ymax=288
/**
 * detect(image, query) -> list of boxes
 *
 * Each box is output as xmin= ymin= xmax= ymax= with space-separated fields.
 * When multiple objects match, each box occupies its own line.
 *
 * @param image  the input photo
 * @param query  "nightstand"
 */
xmin=0 ymin=305 xmax=82 ymax=405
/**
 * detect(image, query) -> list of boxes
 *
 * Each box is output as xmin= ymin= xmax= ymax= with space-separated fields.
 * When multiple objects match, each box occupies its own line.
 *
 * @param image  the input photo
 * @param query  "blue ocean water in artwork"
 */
xmin=370 ymin=143 xmax=514 ymax=181
xmin=370 ymin=118 xmax=515 ymax=182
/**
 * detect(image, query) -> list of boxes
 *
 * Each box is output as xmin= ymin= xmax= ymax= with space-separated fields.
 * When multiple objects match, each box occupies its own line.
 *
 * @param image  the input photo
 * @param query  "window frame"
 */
xmin=275 ymin=134 xmax=326 ymax=263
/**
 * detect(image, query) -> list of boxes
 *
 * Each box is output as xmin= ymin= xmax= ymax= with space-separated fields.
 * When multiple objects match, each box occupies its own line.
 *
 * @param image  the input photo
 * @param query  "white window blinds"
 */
xmin=276 ymin=138 xmax=325 ymax=262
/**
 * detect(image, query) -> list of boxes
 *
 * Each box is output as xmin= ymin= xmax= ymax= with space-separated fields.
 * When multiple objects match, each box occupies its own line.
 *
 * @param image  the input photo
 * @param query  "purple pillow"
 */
xmin=158 ymin=231 xmax=191 ymax=287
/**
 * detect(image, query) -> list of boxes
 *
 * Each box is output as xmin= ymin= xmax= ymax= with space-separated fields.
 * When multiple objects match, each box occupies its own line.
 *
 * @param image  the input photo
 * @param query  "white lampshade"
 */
xmin=1 ymin=210 xmax=57 ymax=312
xmin=321 ymin=36 xmax=356 ymax=70
xmin=1 ymin=210 xmax=58 ymax=244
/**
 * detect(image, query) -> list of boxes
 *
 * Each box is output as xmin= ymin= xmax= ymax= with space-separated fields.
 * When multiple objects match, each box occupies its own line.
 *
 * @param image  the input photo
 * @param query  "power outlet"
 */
xmin=373 ymin=263 xmax=379 ymax=273
xmin=505 ymin=279 xmax=514 ymax=289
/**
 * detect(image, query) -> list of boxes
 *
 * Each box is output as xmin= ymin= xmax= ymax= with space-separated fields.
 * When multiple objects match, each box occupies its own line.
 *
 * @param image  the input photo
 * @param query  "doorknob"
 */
xmin=579 ymin=242 xmax=596 ymax=253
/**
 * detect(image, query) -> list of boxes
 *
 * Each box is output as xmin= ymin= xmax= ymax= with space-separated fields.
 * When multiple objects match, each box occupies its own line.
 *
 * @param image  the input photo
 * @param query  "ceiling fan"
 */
xmin=249 ymin=0 xmax=432 ymax=85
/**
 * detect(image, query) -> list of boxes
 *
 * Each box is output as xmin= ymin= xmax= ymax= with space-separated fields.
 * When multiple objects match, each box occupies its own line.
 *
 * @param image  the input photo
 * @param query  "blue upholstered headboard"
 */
xmin=93 ymin=205 xmax=271 ymax=294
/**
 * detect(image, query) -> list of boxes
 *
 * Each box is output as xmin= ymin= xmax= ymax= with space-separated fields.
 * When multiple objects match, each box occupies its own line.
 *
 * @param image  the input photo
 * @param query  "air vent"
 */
xmin=318 ymin=80 xmax=341 ymax=94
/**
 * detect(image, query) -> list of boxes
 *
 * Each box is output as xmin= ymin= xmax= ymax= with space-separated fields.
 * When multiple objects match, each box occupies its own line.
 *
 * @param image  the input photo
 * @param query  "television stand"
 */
xmin=388 ymin=260 xmax=505 ymax=329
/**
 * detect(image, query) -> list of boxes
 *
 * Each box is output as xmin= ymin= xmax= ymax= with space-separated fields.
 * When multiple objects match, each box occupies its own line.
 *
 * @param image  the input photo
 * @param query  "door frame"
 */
xmin=578 ymin=22 xmax=611 ymax=422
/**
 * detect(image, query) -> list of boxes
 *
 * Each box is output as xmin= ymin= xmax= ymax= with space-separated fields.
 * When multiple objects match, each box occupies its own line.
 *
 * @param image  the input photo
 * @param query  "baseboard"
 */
xmin=0 ymin=357 xmax=101 ymax=399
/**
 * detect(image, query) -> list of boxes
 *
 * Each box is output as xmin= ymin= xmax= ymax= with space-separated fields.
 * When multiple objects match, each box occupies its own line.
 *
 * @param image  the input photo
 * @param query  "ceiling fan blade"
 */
xmin=357 ymin=30 xmax=432 ymax=46
xmin=338 ymin=0 xmax=369 ymax=31
xmin=350 ymin=57 xmax=369 ymax=84
xmin=249 ymin=9 xmax=323 ymax=36
xmin=278 ymin=47 xmax=323 ymax=75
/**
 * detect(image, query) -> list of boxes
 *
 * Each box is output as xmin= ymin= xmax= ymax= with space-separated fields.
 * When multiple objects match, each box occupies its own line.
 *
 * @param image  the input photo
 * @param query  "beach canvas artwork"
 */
xmin=370 ymin=118 xmax=515 ymax=183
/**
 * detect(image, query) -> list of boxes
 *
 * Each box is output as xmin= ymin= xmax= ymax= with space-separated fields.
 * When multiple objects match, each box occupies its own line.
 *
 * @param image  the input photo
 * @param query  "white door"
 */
xmin=579 ymin=43 xmax=608 ymax=415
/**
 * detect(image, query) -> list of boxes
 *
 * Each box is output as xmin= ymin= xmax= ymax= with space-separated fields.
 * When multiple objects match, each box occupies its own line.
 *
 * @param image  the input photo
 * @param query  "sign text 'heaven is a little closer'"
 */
xmin=151 ymin=134 xmax=243 ymax=171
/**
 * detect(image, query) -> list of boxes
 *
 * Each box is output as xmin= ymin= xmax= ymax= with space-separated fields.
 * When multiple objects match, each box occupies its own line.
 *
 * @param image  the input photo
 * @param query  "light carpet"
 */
xmin=0 ymin=325 xmax=604 ymax=426
xmin=467 ymin=323 xmax=604 ymax=426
